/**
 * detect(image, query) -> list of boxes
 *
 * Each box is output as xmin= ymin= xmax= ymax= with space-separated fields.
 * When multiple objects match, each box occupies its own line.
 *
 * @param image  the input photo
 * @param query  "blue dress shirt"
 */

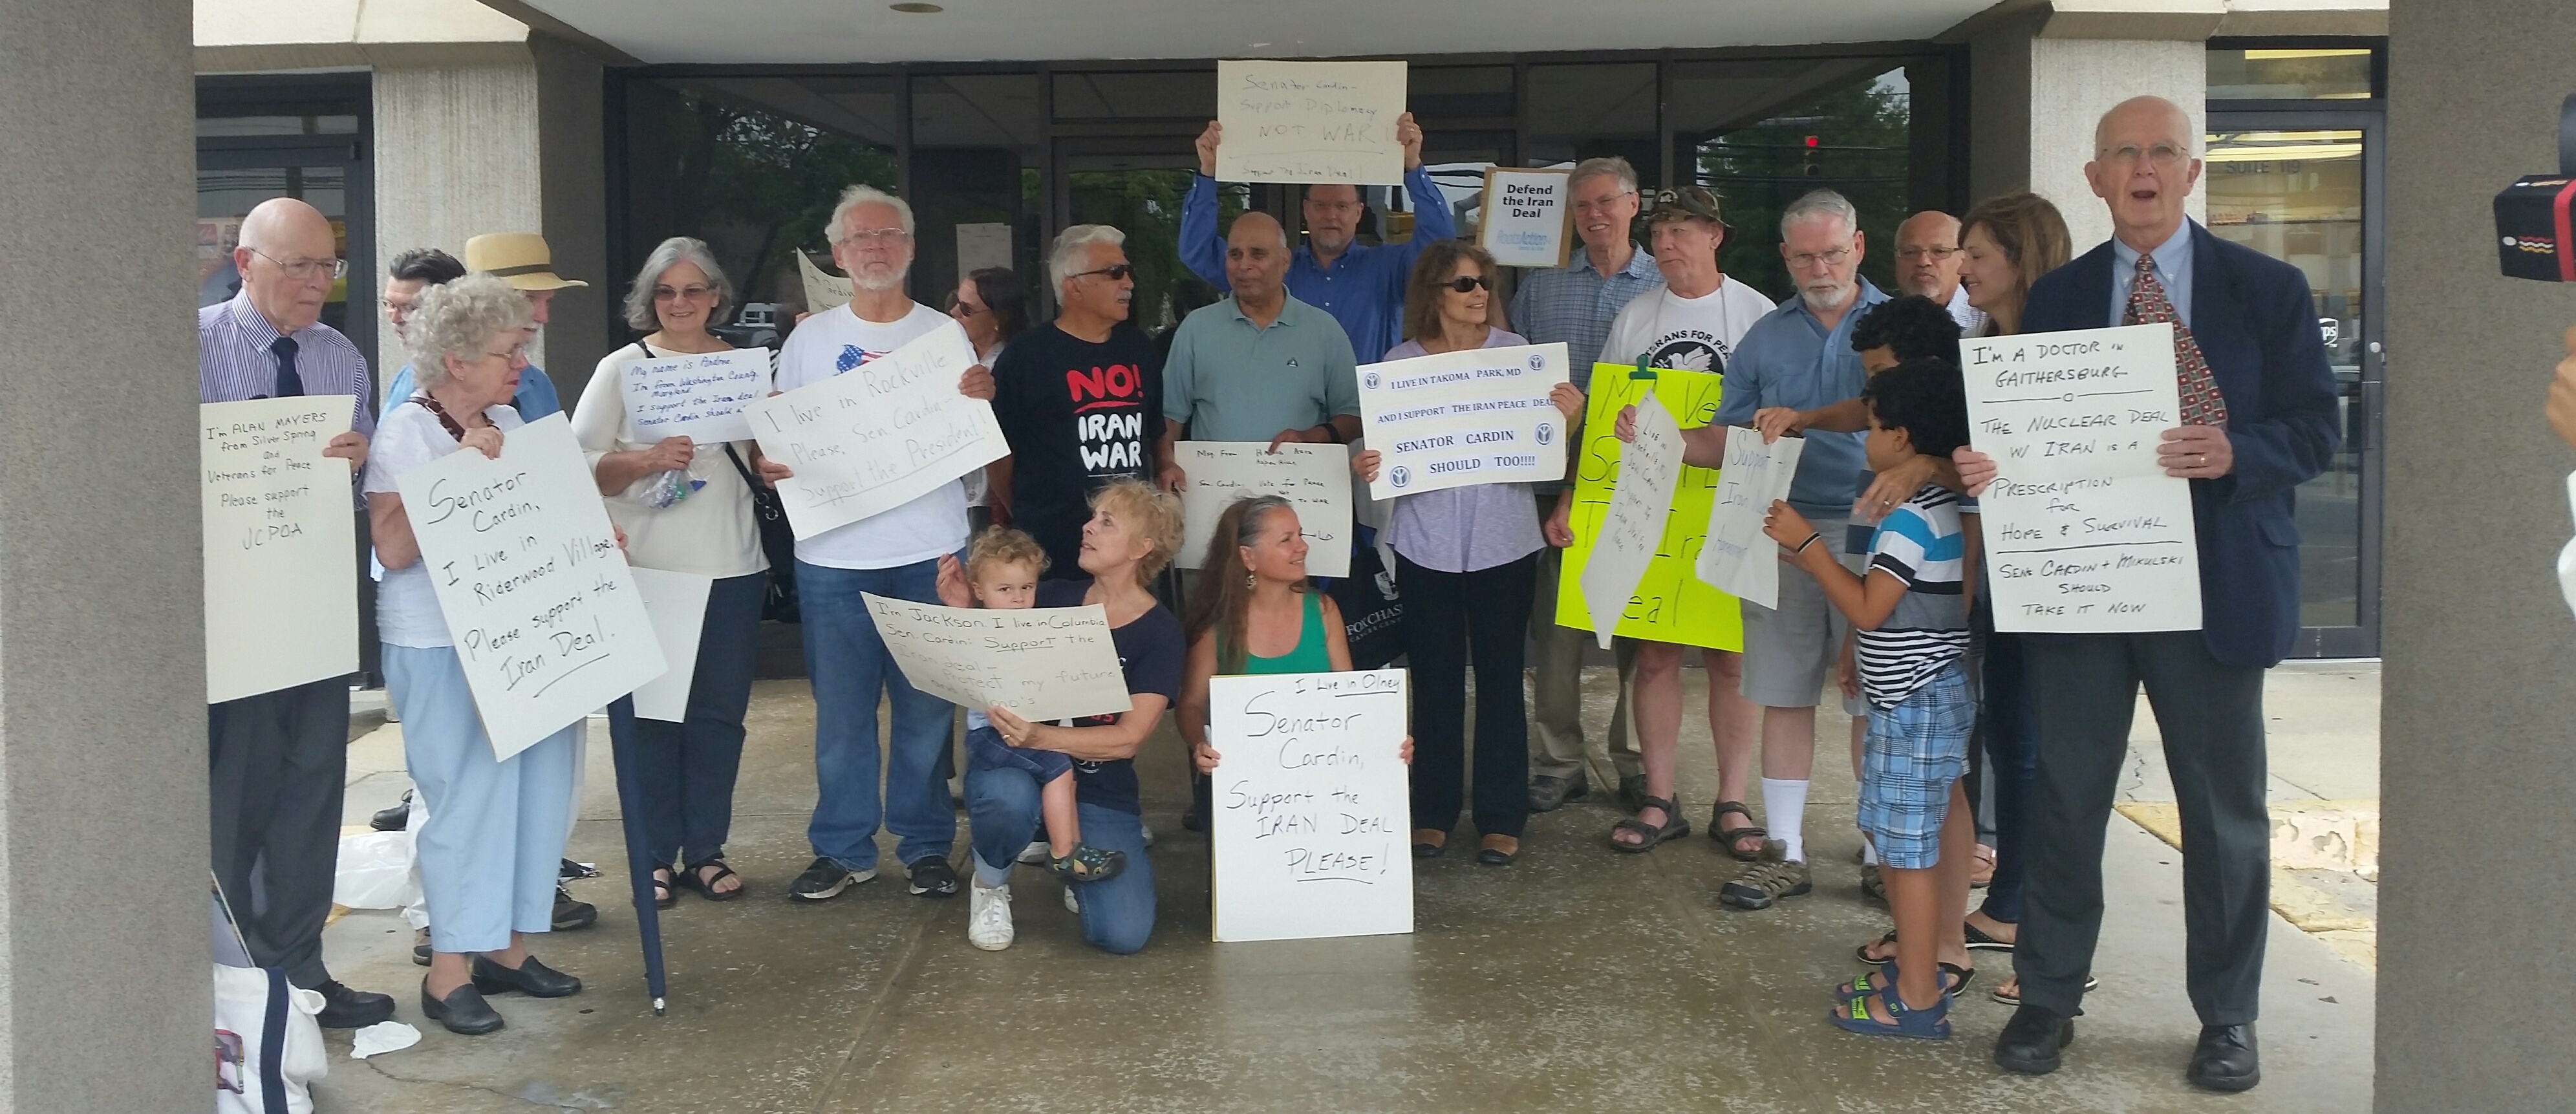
xmin=1177 ymin=165 xmax=1459 ymax=365
xmin=2110 ymin=223 xmax=2196 ymax=330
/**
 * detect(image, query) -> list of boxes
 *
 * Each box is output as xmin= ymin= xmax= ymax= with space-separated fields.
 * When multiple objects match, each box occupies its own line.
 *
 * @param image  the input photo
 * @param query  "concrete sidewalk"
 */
xmin=319 ymin=665 xmax=2377 ymax=1113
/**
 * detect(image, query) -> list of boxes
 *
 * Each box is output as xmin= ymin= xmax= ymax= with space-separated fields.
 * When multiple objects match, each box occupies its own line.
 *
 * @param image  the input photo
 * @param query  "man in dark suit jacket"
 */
xmin=1957 ymin=96 xmax=2340 ymax=1091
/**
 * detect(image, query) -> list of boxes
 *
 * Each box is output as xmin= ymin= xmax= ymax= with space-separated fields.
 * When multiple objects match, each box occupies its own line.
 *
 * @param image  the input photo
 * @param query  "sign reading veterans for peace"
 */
xmin=1176 ymin=442 xmax=1353 ymax=579
xmin=397 ymin=414 xmax=669 ymax=760
xmin=1556 ymin=364 xmax=1744 ymax=651
xmin=861 ymin=594 xmax=1134 ymax=723
xmin=1695 ymin=429 xmax=1806 ymax=609
xmin=200 ymin=396 xmax=359 ymax=703
xmin=1355 ymin=342 xmax=1570 ymax=502
xmin=746 ymin=319 xmax=1009 ymax=541
xmin=1477 ymin=167 xmax=1574 ymax=269
xmin=1209 ymin=669 xmax=1413 ymax=943
xmin=622 ymin=348 xmax=770 ymax=444
xmin=1960 ymin=323 xmax=2204 ymax=633
xmin=1215 ymin=59 xmax=1407 ymax=186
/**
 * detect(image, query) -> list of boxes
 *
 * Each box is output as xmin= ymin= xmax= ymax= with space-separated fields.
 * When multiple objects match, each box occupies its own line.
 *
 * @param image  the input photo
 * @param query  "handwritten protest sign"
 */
xmin=1695 ymin=430 xmax=1806 ymax=608
xmin=1177 ymin=442 xmax=1353 ymax=579
xmin=1216 ymin=59 xmax=1406 ymax=186
xmin=797 ymin=250 xmax=851 ymax=314
xmin=1356 ymin=342 xmax=1569 ymax=502
xmin=1477 ymin=167 xmax=1573 ymax=268
xmin=746 ymin=320 xmax=1008 ymax=541
xmin=1962 ymin=323 xmax=2202 ymax=633
xmin=1556 ymin=365 xmax=1744 ymax=650
xmin=1577 ymin=392 xmax=1682 ymax=650
xmin=861 ymin=595 xmax=1133 ymax=722
xmin=622 ymin=348 xmax=769 ymax=444
xmin=1210 ymin=669 xmax=1413 ymax=943
xmin=397 ymin=414 xmax=669 ymax=759
xmin=628 ymin=568 xmax=712 ymax=723
xmin=201 ymin=396 xmax=358 ymax=703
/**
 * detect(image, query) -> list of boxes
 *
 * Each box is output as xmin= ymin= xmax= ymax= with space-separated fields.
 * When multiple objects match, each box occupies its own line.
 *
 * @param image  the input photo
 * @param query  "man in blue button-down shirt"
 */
xmin=1176 ymin=112 xmax=1455 ymax=364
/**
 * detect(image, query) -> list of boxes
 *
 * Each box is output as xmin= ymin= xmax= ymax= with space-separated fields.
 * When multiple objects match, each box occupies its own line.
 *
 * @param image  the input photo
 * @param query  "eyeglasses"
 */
xmin=1896 ymin=246 xmax=1959 ymax=261
xmin=652 ymin=284 xmax=716 ymax=302
xmin=248 ymin=248 xmax=347 ymax=281
xmin=2100 ymin=142 xmax=2189 ymax=168
xmin=839 ymin=227 xmax=910 ymax=246
xmin=1786 ymin=247 xmax=1856 ymax=270
xmin=1069 ymin=264 xmax=1134 ymax=283
xmin=947 ymin=300 xmax=984 ymax=317
xmin=480 ymin=343 xmax=529 ymax=363
xmin=1444 ymin=275 xmax=1491 ymax=293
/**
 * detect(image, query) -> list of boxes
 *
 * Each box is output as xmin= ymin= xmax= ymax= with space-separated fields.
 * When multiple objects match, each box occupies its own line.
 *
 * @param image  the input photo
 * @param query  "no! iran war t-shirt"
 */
xmin=991 ymin=321 xmax=1165 ymax=577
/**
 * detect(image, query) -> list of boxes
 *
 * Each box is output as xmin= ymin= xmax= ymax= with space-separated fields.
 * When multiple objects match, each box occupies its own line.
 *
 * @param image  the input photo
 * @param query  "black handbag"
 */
xmin=722 ymin=443 xmax=801 ymax=623
xmin=1329 ymin=541 xmax=1404 ymax=670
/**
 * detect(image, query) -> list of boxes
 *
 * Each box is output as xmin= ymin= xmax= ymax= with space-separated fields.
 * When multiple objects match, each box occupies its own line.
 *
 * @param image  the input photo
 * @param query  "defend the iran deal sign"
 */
xmin=1355 ymin=342 xmax=1570 ymax=502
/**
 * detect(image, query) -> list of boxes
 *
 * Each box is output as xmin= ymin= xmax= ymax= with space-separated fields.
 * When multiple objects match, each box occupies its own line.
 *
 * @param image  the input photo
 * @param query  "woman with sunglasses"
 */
xmin=1352 ymin=241 xmax=1582 ymax=866
xmin=951 ymin=267 xmax=1032 ymax=526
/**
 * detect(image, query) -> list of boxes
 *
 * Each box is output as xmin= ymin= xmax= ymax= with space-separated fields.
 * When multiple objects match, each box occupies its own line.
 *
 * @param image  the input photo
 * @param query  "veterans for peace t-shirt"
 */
xmin=771 ymin=301 xmax=969 ymax=570
xmin=991 ymin=321 xmax=1166 ymax=577
xmin=1034 ymin=578 xmax=1184 ymax=815
xmin=364 ymin=400 xmax=525 ymax=649
xmin=1598 ymin=275 xmax=1779 ymax=376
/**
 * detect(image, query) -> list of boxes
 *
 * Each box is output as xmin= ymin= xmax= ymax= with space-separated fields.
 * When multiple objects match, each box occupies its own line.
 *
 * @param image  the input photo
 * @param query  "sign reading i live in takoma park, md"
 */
xmin=1210 ymin=669 xmax=1413 ymax=943
xmin=1355 ymin=342 xmax=1570 ymax=502
xmin=1960 ymin=323 xmax=2203 ymax=634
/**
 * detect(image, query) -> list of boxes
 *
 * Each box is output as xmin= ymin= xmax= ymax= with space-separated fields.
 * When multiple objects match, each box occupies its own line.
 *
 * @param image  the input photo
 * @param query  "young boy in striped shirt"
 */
xmin=1764 ymin=356 xmax=1975 ymax=1040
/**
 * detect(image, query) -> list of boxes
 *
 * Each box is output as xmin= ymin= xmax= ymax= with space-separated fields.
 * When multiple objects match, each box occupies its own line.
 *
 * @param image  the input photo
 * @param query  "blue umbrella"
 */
xmin=601 ymin=696 xmax=669 ymax=1014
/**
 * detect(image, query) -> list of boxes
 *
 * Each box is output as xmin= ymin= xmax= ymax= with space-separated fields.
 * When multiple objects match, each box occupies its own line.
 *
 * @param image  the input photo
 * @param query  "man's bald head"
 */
xmin=1225 ymin=211 xmax=1293 ymax=303
xmin=2085 ymin=94 xmax=2203 ymax=251
xmin=233 ymin=198 xmax=341 ymax=334
xmin=2093 ymin=96 xmax=2195 ymax=158
xmin=1894 ymin=211 xmax=1966 ymax=301
xmin=1230 ymin=211 xmax=1291 ymax=255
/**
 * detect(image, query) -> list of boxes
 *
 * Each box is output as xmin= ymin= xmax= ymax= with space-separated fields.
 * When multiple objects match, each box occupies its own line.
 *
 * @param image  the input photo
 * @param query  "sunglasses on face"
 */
xmin=1070 ymin=264 xmax=1134 ymax=282
xmin=1445 ymin=275 xmax=1491 ymax=293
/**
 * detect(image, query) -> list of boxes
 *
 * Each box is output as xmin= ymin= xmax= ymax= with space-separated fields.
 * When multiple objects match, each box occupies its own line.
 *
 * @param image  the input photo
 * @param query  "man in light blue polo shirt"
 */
xmin=1156 ymin=211 xmax=1362 ymax=485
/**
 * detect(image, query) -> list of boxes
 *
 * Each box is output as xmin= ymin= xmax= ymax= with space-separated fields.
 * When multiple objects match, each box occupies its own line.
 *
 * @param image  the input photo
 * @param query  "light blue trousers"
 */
xmin=385 ymin=643 xmax=580 ymax=954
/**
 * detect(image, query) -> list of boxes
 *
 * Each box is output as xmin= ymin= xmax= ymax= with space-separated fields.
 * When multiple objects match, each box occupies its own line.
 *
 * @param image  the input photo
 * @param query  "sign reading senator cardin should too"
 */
xmin=1354 ymin=341 xmax=1569 ymax=502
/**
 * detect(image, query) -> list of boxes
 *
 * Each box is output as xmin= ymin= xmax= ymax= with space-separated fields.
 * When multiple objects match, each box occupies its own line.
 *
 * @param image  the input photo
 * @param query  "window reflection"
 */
xmin=1680 ymin=61 xmax=1915 ymax=300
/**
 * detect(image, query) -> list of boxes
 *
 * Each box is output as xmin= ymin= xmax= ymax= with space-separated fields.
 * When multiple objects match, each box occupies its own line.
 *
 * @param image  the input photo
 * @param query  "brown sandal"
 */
xmin=1609 ymin=795 xmax=1690 ymax=853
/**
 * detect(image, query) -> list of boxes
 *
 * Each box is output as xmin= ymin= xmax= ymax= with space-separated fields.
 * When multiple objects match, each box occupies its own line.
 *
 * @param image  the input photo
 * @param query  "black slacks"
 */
xmin=1399 ymin=551 xmax=1536 ymax=839
xmin=208 ymin=676 xmax=350 ymax=987
xmin=2015 ymin=630 xmax=2270 ymax=1025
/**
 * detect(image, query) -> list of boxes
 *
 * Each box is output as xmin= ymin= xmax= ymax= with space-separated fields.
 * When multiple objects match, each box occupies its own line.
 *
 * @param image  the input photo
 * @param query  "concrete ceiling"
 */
xmin=508 ymin=0 xmax=2002 ymax=65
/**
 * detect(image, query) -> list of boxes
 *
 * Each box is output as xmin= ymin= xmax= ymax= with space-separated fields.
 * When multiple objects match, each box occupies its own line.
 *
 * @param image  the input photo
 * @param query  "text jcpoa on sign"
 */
xmin=1962 ymin=323 xmax=2203 ymax=633
xmin=1355 ymin=342 xmax=1570 ymax=502
xmin=747 ymin=320 xmax=1008 ymax=541
xmin=201 ymin=396 xmax=358 ymax=703
xmin=1209 ymin=669 xmax=1413 ymax=943
xmin=396 ymin=414 xmax=669 ymax=759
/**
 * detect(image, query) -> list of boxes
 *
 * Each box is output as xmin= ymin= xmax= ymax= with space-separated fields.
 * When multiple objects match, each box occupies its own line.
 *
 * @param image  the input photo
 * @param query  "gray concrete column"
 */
xmin=372 ymin=56 xmax=546 ymax=378
xmin=533 ymin=32 xmax=613 ymax=405
xmin=0 ymin=0 xmax=211 ymax=1109
xmin=1968 ymin=21 xmax=2206 ymax=244
xmin=2381 ymin=1 xmax=2576 ymax=1109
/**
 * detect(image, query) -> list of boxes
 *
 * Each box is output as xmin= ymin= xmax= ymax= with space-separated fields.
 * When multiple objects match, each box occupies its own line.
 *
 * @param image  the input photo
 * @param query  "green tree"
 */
xmin=1694 ymin=76 xmax=1911 ymax=303
xmin=652 ymin=91 xmax=898 ymax=306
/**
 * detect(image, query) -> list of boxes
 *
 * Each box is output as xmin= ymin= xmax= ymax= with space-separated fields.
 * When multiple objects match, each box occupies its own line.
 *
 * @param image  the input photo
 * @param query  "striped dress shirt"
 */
xmin=198 ymin=291 xmax=374 ymax=436
xmin=1505 ymin=246 xmax=1666 ymax=393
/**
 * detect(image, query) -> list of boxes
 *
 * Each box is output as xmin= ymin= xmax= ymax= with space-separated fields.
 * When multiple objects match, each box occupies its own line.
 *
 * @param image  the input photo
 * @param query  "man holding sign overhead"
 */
xmin=1962 ymin=97 xmax=2338 ymax=1090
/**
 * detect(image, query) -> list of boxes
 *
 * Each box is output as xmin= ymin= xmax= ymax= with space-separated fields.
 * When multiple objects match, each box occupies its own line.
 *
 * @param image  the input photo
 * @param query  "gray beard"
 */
xmin=853 ymin=268 xmax=907 ymax=292
xmin=1801 ymin=283 xmax=1856 ymax=313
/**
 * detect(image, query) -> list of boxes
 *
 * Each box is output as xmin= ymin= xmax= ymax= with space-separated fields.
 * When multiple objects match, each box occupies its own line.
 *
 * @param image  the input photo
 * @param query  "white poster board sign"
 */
xmin=1176 ymin=442 xmax=1353 ymax=579
xmin=201 ymin=396 xmax=359 ymax=703
xmin=746 ymin=320 xmax=1008 ymax=541
xmin=1694 ymin=429 xmax=1806 ymax=608
xmin=1962 ymin=323 xmax=2203 ymax=633
xmin=1357 ymin=342 xmax=1570 ymax=501
xmin=622 ymin=348 xmax=770 ymax=444
xmin=1216 ymin=59 xmax=1406 ymax=186
xmin=956 ymin=222 xmax=1013 ymax=275
xmin=1477 ymin=167 xmax=1573 ymax=269
xmin=797 ymin=250 xmax=852 ymax=314
xmin=1209 ymin=669 xmax=1413 ymax=943
xmin=1578 ymin=392 xmax=1682 ymax=649
xmin=628 ymin=568 xmax=712 ymax=723
xmin=860 ymin=594 xmax=1133 ymax=722
xmin=396 ymin=414 xmax=670 ymax=758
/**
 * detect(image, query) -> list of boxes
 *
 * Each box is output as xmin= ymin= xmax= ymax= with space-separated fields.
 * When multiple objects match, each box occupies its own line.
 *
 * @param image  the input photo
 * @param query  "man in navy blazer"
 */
xmin=1957 ymin=96 xmax=2339 ymax=1091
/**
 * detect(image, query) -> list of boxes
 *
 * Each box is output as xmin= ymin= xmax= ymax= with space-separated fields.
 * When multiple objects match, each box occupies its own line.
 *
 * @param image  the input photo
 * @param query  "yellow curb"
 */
xmin=2113 ymin=801 xmax=2377 ymax=973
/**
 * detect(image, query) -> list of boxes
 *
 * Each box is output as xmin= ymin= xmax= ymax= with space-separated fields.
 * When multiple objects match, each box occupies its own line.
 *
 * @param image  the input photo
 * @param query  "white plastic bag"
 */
xmin=215 ymin=964 xmax=326 ymax=1114
xmin=332 ymin=829 xmax=418 ymax=910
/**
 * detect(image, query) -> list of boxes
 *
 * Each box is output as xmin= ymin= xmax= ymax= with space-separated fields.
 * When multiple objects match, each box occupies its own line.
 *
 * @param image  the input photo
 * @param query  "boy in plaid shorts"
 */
xmin=1764 ymin=356 xmax=1974 ymax=1040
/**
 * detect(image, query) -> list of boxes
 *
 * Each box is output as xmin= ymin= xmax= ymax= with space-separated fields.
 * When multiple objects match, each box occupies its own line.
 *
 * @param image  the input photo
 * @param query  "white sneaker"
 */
xmin=967 ymin=881 xmax=1014 ymax=951
xmin=1016 ymin=840 xmax=1050 ymax=865
xmin=1062 ymin=885 xmax=1080 ymax=914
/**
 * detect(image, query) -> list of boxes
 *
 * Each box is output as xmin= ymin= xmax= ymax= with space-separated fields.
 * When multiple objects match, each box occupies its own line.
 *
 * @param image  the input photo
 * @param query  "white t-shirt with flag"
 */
xmin=771 ymin=301 xmax=968 ymax=570
xmin=1598 ymin=275 xmax=1779 ymax=376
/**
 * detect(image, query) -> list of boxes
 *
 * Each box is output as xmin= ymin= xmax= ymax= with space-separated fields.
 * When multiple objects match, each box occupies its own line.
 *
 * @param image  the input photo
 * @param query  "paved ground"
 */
xmin=316 ymin=664 xmax=2378 ymax=1113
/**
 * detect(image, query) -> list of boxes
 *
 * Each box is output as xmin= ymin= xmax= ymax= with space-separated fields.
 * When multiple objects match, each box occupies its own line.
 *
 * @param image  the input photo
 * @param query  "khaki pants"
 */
xmin=1527 ymin=539 xmax=1639 ymax=783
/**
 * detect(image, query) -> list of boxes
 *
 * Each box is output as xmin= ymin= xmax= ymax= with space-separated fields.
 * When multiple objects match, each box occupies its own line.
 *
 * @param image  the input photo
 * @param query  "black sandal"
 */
xmin=1708 ymin=800 xmax=1768 ymax=861
xmin=1609 ymin=795 xmax=1690 ymax=853
xmin=676 ymin=859 xmax=743 ymax=903
xmin=651 ymin=867 xmax=676 ymax=910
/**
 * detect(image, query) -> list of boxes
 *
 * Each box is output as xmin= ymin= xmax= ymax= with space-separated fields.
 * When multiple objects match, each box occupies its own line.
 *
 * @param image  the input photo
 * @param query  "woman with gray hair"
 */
xmin=571 ymin=236 xmax=772 ymax=906
xmin=365 ymin=272 xmax=585 ymax=1035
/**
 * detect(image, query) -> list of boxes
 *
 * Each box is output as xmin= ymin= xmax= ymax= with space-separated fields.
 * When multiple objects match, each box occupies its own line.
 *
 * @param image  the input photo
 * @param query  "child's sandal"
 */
xmin=1835 ymin=961 xmax=1973 ymax=1002
xmin=1048 ymin=844 xmax=1127 ymax=883
xmin=1830 ymin=983 xmax=1953 ymax=1040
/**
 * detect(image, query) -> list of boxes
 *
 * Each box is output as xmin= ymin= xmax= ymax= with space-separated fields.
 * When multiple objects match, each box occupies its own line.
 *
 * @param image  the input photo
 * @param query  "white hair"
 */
xmin=407 ymin=273 xmax=532 ymax=388
xmin=622 ymin=236 xmax=733 ymax=332
xmin=1567 ymin=156 xmax=1638 ymax=197
xmin=1780 ymin=188 xmax=1860 ymax=239
xmin=826 ymin=184 xmax=914 ymax=244
xmin=1048 ymin=224 xmax=1126 ymax=293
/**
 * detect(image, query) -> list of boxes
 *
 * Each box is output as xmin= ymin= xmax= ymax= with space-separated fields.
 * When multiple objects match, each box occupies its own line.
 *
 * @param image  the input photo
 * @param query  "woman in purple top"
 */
xmin=1355 ymin=242 xmax=1583 ymax=866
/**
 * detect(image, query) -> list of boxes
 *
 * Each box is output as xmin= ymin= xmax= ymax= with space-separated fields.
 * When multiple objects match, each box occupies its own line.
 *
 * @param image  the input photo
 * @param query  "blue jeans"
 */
xmin=637 ymin=572 xmax=765 ymax=868
xmin=799 ymin=559 xmax=956 ymax=872
xmin=966 ymin=764 xmax=1155 ymax=956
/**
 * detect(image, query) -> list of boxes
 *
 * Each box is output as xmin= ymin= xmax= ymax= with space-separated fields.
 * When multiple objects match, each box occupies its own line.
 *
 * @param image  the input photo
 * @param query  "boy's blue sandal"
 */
xmin=1832 ymin=982 xmax=1953 ymax=1040
xmin=1049 ymin=844 xmax=1126 ymax=883
xmin=1836 ymin=961 xmax=1973 ymax=1003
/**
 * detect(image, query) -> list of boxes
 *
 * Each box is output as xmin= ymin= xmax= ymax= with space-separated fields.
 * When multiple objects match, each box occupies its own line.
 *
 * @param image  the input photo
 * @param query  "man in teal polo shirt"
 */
xmin=1155 ymin=210 xmax=1362 ymax=484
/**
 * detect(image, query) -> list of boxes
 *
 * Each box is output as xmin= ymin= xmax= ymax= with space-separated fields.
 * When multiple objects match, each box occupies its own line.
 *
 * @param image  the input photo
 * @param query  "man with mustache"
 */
xmin=1893 ymin=209 xmax=1988 ymax=336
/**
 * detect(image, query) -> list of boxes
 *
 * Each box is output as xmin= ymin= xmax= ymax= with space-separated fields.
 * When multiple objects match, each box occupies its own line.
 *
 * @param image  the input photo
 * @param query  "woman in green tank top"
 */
xmin=1177 ymin=496 xmax=1383 ymax=769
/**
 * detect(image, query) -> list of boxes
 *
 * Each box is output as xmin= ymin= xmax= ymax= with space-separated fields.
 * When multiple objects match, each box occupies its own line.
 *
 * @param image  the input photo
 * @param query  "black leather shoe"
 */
xmin=2187 ymin=1023 xmax=2260 ymax=1092
xmin=369 ymin=789 xmax=413 ymax=832
xmin=420 ymin=980 xmax=505 ymax=1035
xmin=309 ymin=980 xmax=395 ymax=1029
xmin=1527 ymin=773 xmax=1590 ymax=813
xmin=469 ymin=954 xmax=583 ymax=998
xmin=1992 ymin=1005 xmax=2076 ymax=1075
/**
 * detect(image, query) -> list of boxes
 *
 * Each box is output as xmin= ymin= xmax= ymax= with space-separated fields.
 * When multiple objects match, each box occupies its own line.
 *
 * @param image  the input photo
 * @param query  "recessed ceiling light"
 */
xmin=890 ymin=2 xmax=943 ymax=11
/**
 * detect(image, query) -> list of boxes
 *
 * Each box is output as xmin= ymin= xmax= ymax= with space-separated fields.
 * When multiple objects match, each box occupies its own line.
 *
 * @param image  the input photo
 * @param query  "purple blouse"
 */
xmin=1375 ymin=329 xmax=1549 ymax=573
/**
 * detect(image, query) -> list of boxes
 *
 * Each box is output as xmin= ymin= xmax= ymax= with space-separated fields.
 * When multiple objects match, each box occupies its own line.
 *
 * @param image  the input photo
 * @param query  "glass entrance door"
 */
xmin=2204 ymin=112 xmax=2384 ymax=657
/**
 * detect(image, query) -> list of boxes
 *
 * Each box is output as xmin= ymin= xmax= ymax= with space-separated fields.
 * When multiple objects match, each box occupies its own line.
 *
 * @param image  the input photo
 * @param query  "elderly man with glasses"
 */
xmin=1893 ymin=210 xmax=1988 ymax=336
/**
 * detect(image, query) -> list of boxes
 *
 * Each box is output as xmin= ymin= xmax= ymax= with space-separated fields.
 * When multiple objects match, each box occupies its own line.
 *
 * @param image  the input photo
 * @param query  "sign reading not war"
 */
xmin=1216 ymin=59 xmax=1407 ymax=185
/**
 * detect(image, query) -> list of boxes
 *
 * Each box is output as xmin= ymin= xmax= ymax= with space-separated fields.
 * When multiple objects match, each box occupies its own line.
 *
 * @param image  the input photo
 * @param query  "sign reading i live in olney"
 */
xmin=1209 ymin=669 xmax=1413 ymax=943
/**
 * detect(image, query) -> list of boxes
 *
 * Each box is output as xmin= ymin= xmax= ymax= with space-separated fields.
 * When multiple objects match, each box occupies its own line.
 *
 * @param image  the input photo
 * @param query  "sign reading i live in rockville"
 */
xmin=1478 ymin=167 xmax=1574 ymax=268
xmin=1216 ymin=59 xmax=1406 ymax=186
xmin=1210 ymin=669 xmax=1413 ymax=943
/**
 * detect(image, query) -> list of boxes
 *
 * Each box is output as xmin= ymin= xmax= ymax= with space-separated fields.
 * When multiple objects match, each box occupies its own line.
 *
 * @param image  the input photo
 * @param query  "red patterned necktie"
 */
xmin=2121 ymin=252 xmax=2229 ymax=427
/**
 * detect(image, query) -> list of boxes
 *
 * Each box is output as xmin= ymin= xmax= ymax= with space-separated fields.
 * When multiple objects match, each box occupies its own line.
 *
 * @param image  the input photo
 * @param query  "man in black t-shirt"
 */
xmin=991 ymin=224 xmax=1167 ymax=576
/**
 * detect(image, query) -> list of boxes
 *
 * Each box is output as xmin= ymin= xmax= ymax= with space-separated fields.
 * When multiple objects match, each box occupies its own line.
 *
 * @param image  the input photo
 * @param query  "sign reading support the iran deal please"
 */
xmin=1355 ymin=342 xmax=1569 ymax=502
xmin=1210 ymin=669 xmax=1413 ymax=943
